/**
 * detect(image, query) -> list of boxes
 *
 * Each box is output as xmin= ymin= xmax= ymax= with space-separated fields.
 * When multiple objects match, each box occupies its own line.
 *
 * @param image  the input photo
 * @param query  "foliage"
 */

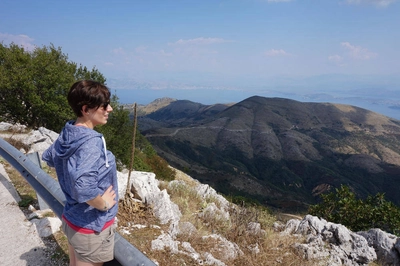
xmin=74 ymin=64 xmax=106 ymax=83
xmin=145 ymin=155 xmax=175 ymax=181
xmin=0 ymin=43 xmax=105 ymax=132
xmin=309 ymin=185 xmax=400 ymax=235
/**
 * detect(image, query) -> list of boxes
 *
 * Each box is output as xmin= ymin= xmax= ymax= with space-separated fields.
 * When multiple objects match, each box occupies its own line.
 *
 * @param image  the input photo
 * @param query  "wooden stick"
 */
xmin=126 ymin=103 xmax=137 ymax=197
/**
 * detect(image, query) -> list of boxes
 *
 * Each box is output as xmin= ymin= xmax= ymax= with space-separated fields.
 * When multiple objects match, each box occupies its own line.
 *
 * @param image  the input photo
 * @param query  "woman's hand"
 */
xmin=101 ymin=185 xmax=117 ymax=210
xmin=86 ymin=185 xmax=117 ymax=211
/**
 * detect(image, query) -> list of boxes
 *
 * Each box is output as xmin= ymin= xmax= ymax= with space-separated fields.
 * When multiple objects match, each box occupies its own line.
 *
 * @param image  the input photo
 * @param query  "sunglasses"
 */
xmin=101 ymin=101 xmax=110 ymax=109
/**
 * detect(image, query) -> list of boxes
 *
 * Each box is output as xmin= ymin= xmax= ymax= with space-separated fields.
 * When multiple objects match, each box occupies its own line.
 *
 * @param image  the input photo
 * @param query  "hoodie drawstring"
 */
xmin=101 ymin=136 xmax=110 ymax=168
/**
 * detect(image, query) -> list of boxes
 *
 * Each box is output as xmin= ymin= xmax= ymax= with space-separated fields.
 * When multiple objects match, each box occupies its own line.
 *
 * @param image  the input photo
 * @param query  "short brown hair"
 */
xmin=68 ymin=80 xmax=111 ymax=117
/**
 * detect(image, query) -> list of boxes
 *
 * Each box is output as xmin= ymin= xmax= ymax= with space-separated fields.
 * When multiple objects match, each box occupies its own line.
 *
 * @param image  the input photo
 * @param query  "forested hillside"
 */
xmin=138 ymin=96 xmax=400 ymax=211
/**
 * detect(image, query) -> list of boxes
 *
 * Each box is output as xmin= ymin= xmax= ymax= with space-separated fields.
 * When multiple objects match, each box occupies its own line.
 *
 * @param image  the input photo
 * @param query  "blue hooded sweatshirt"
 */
xmin=42 ymin=121 xmax=118 ymax=232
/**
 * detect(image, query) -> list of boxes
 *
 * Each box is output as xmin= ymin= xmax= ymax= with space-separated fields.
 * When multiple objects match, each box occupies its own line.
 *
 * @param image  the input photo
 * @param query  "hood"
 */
xmin=55 ymin=120 xmax=103 ymax=160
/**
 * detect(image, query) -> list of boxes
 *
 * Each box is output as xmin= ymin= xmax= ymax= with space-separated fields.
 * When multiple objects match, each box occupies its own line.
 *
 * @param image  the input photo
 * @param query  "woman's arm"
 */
xmin=86 ymin=185 xmax=117 ymax=211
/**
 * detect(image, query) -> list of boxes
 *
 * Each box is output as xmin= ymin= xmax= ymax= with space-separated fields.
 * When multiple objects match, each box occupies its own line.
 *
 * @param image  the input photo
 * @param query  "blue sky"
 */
xmin=1 ymin=0 xmax=400 ymax=107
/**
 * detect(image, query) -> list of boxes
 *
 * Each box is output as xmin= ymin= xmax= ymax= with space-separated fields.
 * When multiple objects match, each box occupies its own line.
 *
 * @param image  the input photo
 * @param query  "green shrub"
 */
xmin=146 ymin=155 xmax=175 ymax=181
xmin=309 ymin=185 xmax=400 ymax=235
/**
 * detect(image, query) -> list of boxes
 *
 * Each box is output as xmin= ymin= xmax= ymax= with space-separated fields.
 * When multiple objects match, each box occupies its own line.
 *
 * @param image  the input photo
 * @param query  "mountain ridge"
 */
xmin=136 ymin=95 xmax=400 ymax=211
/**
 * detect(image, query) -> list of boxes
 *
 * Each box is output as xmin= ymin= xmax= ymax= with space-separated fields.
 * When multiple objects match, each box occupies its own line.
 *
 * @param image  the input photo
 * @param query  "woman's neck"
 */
xmin=74 ymin=118 xmax=93 ymax=129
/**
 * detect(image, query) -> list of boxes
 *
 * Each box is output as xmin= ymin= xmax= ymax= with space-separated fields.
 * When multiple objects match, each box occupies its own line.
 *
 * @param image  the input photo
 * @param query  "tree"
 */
xmin=75 ymin=64 xmax=106 ymax=84
xmin=0 ymin=43 xmax=105 ymax=131
xmin=309 ymin=185 xmax=400 ymax=235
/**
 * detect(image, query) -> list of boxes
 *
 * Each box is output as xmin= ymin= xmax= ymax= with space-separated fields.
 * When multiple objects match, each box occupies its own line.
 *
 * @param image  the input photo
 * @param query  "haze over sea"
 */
xmin=111 ymin=75 xmax=400 ymax=121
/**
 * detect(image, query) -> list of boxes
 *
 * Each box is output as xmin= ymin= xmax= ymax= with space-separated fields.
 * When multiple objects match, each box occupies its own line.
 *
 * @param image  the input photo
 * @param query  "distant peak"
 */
xmin=151 ymin=97 xmax=177 ymax=104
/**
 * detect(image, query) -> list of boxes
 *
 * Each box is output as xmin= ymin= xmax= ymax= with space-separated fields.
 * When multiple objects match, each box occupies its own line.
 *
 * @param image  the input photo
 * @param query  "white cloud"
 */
xmin=328 ymin=54 xmax=346 ymax=67
xmin=264 ymin=49 xmax=290 ymax=57
xmin=170 ymin=37 xmax=232 ymax=46
xmin=112 ymin=47 xmax=125 ymax=55
xmin=344 ymin=0 xmax=397 ymax=7
xmin=341 ymin=42 xmax=377 ymax=60
xmin=0 ymin=33 xmax=36 ymax=51
xmin=159 ymin=49 xmax=173 ymax=57
xmin=328 ymin=54 xmax=344 ymax=63
xmin=132 ymin=46 xmax=172 ymax=57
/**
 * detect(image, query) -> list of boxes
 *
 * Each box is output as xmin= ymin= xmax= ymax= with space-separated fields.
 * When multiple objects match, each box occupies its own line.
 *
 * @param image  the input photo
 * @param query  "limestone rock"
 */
xmin=198 ymin=202 xmax=230 ymax=224
xmin=247 ymin=222 xmax=266 ymax=236
xmin=169 ymin=221 xmax=197 ymax=239
xmin=31 ymin=217 xmax=62 ymax=238
xmin=202 ymin=234 xmax=244 ymax=261
xmin=283 ymin=215 xmax=377 ymax=265
xmin=195 ymin=183 xmax=230 ymax=212
xmin=202 ymin=252 xmax=226 ymax=266
xmin=358 ymin=228 xmax=400 ymax=266
xmin=0 ymin=122 xmax=27 ymax=132
xmin=151 ymin=233 xmax=180 ymax=253
xmin=118 ymin=170 xmax=182 ymax=224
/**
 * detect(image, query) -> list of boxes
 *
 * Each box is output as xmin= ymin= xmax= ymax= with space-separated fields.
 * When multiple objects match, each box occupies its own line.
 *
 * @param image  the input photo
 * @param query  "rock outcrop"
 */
xmin=277 ymin=215 xmax=400 ymax=266
xmin=358 ymin=228 xmax=400 ymax=266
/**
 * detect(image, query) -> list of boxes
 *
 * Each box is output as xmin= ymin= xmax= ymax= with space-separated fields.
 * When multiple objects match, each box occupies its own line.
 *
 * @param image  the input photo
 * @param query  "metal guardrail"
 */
xmin=0 ymin=137 xmax=156 ymax=266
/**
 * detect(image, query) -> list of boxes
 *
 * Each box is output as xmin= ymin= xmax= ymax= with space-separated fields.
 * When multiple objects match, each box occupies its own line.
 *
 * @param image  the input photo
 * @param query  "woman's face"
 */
xmin=88 ymin=102 xmax=113 ymax=127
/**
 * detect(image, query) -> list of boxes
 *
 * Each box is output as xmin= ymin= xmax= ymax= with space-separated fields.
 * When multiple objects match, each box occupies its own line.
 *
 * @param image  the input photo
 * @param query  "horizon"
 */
xmin=114 ymin=85 xmax=400 ymax=121
xmin=1 ymin=0 xmax=399 ymax=117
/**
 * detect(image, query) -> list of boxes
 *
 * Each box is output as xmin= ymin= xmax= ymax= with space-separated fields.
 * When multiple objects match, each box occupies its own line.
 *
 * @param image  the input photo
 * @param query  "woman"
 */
xmin=42 ymin=80 xmax=118 ymax=266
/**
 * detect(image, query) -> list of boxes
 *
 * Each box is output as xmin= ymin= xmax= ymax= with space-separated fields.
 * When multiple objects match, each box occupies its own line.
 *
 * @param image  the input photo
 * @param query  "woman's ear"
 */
xmin=81 ymin=105 xmax=89 ymax=115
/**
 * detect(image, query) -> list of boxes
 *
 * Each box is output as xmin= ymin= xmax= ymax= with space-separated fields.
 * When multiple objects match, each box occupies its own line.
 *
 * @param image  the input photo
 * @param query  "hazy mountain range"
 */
xmin=110 ymin=75 xmax=400 ymax=121
xmin=129 ymin=96 xmax=400 ymax=212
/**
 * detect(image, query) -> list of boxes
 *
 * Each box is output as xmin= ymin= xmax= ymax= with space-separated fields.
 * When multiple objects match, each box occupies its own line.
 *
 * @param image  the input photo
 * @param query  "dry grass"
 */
xmin=115 ymin=170 xmax=321 ymax=265
xmin=2 ymin=158 xmax=38 ymax=208
xmin=4 ymin=136 xmax=31 ymax=152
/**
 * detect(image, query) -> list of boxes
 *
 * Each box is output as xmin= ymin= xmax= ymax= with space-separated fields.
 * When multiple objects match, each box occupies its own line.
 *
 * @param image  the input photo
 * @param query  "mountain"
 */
xmin=137 ymin=96 xmax=400 ymax=212
xmin=123 ymin=97 xmax=177 ymax=116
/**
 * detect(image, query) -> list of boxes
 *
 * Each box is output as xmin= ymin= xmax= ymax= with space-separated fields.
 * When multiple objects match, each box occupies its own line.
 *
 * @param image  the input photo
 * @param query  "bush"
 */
xmin=308 ymin=185 xmax=400 ymax=235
